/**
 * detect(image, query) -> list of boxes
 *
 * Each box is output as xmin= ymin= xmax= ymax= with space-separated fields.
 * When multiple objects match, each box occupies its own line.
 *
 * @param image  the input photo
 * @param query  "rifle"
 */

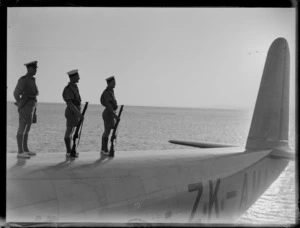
xmin=71 ymin=102 xmax=89 ymax=157
xmin=109 ymin=105 xmax=124 ymax=157
xmin=32 ymin=107 xmax=37 ymax=123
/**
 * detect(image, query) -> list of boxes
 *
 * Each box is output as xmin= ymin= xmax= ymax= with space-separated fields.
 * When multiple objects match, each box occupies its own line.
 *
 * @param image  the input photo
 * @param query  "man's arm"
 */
xmin=66 ymin=100 xmax=83 ymax=120
xmin=13 ymin=78 xmax=25 ymax=103
xmin=63 ymin=87 xmax=83 ymax=120
xmin=106 ymin=101 xmax=119 ymax=120
xmin=103 ymin=91 xmax=119 ymax=120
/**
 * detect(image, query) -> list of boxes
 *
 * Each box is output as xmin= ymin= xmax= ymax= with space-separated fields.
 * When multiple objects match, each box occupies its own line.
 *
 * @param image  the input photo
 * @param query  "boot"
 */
xmin=101 ymin=137 xmax=109 ymax=155
xmin=64 ymin=137 xmax=72 ymax=156
xmin=23 ymin=134 xmax=36 ymax=156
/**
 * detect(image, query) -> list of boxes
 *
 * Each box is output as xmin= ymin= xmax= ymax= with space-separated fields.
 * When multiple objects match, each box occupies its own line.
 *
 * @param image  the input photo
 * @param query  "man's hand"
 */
xmin=75 ymin=110 xmax=83 ymax=120
xmin=114 ymin=115 xmax=120 ymax=121
xmin=78 ymin=112 xmax=84 ymax=120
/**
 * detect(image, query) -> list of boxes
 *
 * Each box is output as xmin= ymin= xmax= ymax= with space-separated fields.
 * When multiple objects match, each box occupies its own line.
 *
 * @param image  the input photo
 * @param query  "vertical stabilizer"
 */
xmin=246 ymin=38 xmax=291 ymax=151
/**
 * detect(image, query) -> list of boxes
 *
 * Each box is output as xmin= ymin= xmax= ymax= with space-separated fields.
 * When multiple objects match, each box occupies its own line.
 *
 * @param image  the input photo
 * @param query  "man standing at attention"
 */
xmin=14 ymin=61 xmax=39 ymax=158
xmin=62 ymin=69 xmax=83 ymax=157
xmin=100 ymin=76 xmax=120 ymax=156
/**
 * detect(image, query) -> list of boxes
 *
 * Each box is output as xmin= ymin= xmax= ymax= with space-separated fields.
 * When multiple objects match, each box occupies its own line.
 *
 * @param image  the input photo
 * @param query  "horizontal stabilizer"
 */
xmin=269 ymin=149 xmax=295 ymax=160
xmin=169 ymin=140 xmax=239 ymax=148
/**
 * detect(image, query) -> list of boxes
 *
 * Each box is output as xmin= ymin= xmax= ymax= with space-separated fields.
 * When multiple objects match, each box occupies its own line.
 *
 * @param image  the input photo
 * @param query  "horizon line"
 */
xmin=6 ymin=100 xmax=253 ymax=110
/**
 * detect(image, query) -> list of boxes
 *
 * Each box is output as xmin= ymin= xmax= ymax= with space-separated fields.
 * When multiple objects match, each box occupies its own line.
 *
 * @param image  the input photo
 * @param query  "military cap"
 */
xmin=67 ymin=69 xmax=79 ymax=77
xmin=24 ymin=61 xmax=38 ymax=68
xmin=106 ymin=76 xmax=115 ymax=82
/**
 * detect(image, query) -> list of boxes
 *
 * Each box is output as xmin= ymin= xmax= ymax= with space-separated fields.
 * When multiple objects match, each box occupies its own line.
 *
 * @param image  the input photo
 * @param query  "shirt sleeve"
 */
xmin=103 ymin=90 xmax=113 ymax=105
xmin=62 ymin=87 xmax=75 ymax=103
xmin=13 ymin=78 xmax=26 ymax=102
xmin=26 ymin=79 xmax=39 ymax=96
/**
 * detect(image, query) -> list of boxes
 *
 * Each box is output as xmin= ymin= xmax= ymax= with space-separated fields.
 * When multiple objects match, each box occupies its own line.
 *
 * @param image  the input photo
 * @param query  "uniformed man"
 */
xmin=100 ymin=76 xmax=120 ymax=156
xmin=13 ymin=61 xmax=39 ymax=158
xmin=62 ymin=69 xmax=83 ymax=157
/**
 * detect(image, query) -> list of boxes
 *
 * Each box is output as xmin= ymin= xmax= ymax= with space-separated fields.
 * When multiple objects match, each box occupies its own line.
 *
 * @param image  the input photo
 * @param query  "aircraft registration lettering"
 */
xmin=239 ymin=168 xmax=264 ymax=211
xmin=208 ymin=179 xmax=221 ymax=219
xmin=188 ymin=178 xmax=221 ymax=222
xmin=188 ymin=182 xmax=203 ymax=221
xmin=226 ymin=190 xmax=237 ymax=199
xmin=187 ymin=168 xmax=266 ymax=223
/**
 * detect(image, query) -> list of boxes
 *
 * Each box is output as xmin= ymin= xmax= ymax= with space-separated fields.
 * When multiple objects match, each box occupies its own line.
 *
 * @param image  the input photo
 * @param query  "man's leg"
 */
xmin=16 ymin=121 xmax=30 ymax=158
xmin=101 ymin=127 xmax=111 ymax=154
xmin=17 ymin=101 xmax=36 ymax=157
xmin=64 ymin=126 xmax=75 ymax=155
xmin=16 ymin=122 xmax=26 ymax=153
xmin=23 ymin=123 xmax=36 ymax=155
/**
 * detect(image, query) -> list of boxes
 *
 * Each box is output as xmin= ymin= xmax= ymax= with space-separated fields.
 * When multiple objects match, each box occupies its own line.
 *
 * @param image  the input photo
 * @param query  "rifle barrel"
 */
xmin=109 ymin=105 xmax=124 ymax=156
xmin=71 ymin=102 xmax=89 ymax=155
xmin=111 ymin=105 xmax=124 ymax=140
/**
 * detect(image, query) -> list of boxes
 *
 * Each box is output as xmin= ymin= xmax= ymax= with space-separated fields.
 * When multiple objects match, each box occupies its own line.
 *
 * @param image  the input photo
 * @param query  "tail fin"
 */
xmin=245 ymin=38 xmax=291 ymax=151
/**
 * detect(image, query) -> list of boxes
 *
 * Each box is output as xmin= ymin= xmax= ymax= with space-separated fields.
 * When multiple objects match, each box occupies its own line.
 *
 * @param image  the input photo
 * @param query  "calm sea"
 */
xmin=6 ymin=102 xmax=297 ymax=225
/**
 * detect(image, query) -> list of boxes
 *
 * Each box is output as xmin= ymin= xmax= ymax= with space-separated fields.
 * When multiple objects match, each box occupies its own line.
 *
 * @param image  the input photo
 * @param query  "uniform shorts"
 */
xmin=65 ymin=106 xmax=80 ymax=127
xmin=18 ymin=99 xmax=37 ymax=124
xmin=102 ymin=108 xmax=115 ymax=130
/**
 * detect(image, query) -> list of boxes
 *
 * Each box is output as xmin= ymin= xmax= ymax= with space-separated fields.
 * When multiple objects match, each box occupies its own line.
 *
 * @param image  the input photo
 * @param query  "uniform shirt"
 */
xmin=13 ymin=75 xmax=39 ymax=102
xmin=101 ymin=87 xmax=118 ymax=110
xmin=62 ymin=82 xmax=81 ymax=107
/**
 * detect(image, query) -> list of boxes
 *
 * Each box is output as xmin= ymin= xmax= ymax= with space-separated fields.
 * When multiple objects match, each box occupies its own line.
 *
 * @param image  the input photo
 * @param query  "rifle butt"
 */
xmin=71 ymin=141 xmax=77 ymax=156
xmin=109 ymin=144 xmax=115 ymax=157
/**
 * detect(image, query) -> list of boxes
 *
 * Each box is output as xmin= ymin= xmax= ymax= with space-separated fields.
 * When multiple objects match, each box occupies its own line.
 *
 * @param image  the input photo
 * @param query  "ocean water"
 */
xmin=6 ymin=102 xmax=297 ymax=225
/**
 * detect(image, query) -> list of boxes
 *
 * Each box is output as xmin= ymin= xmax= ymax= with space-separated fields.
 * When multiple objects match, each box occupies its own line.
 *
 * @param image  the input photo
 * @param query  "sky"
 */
xmin=7 ymin=7 xmax=296 ymax=109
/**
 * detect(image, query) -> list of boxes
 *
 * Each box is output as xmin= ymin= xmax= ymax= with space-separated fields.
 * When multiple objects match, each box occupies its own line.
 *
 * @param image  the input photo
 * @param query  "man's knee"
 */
xmin=64 ymin=133 xmax=72 ymax=139
xmin=24 ymin=123 xmax=32 ymax=134
xmin=17 ymin=122 xmax=27 ymax=135
xmin=102 ymin=128 xmax=111 ymax=138
xmin=16 ymin=132 xmax=23 ymax=138
xmin=64 ymin=127 xmax=74 ymax=139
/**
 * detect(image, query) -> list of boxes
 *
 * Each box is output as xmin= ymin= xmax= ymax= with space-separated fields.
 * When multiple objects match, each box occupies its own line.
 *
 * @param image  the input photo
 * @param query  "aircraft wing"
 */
xmin=7 ymin=147 xmax=285 ymax=225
